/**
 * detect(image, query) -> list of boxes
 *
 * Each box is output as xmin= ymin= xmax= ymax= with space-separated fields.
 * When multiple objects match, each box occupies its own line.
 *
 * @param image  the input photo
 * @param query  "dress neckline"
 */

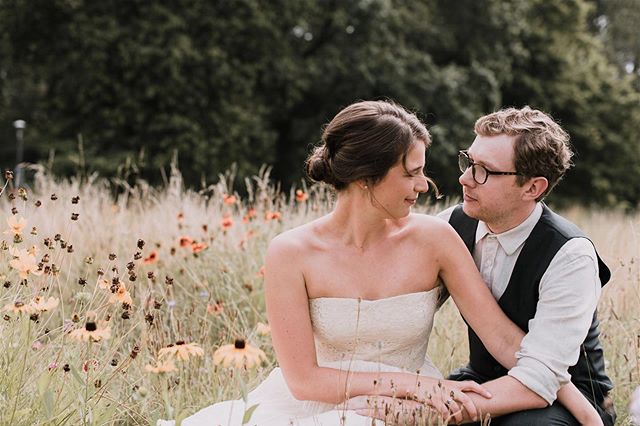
xmin=309 ymin=286 xmax=440 ymax=303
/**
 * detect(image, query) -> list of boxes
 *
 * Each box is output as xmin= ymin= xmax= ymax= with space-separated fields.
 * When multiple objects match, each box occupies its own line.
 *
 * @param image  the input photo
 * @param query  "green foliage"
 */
xmin=0 ymin=0 xmax=639 ymax=207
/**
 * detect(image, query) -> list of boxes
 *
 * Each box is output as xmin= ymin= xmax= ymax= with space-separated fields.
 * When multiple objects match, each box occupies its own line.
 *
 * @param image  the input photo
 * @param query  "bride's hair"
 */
xmin=306 ymin=100 xmax=432 ymax=190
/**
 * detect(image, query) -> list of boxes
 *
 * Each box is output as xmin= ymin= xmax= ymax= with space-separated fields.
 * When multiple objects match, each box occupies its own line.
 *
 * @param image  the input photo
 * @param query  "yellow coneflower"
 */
xmin=213 ymin=339 xmax=266 ymax=369
xmin=69 ymin=321 xmax=111 ymax=342
xmin=109 ymin=284 xmax=133 ymax=305
xmin=30 ymin=296 xmax=59 ymax=312
xmin=4 ymin=215 xmax=27 ymax=235
xmin=255 ymin=322 xmax=271 ymax=336
xmin=158 ymin=341 xmax=204 ymax=361
xmin=144 ymin=359 xmax=177 ymax=374
xmin=2 ymin=301 xmax=35 ymax=314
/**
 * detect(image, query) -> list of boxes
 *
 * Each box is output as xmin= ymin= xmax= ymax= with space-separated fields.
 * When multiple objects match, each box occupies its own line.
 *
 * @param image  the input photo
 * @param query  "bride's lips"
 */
xmin=405 ymin=198 xmax=417 ymax=205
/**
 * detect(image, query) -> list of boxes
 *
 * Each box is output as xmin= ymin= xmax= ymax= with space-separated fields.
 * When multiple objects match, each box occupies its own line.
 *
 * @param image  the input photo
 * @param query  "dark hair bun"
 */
xmin=306 ymin=145 xmax=336 ymax=185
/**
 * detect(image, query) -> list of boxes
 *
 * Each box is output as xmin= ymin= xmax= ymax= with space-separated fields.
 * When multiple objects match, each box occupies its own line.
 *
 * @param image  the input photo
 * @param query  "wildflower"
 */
xmin=191 ymin=242 xmax=208 ymax=254
xmin=220 ymin=214 xmax=233 ymax=231
xmin=265 ymin=211 xmax=281 ymax=221
xmin=179 ymin=236 xmax=193 ymax=248
xmin=17 ymin=188 xmax=27 ymax=200
xmin=48 ymin=362 xmax=58 ymax=371
xmin=295 ymin=189 xmax=309 ymax=202
xmin=158 ymin=341 xmax=204 ymax=361
xmin=207 ymin=301 xmax=224 ymax=315
xmin=109 ymin=284 xmax=133 ymax=306
xmin=50 ymin=193 xmax=58 ymax=201
xmin=2 ymin=301 xmax=35 ymax=314
xmin=223 ymin=194 xmax=237 ymax=205
xmin=84 ymin=256 xmax=94 ymax=264
xmin=4 ymin=215 xmax=27 ymax=236
xmin=213 ymin=339 xmax=266 ymax=369
xmin=31 ymin=296 xmax=59 ymax=312
xmin=256 ymin=322 xmax=271 ymax=336
xmin=9 ymin=248 xmax=43 ymax=279
xmin=69 ymin=321 xmax=111 ymax=342
xmin=82 ymin=359 xmax=99 ymax=372
xmin=145 ymin=359 xmax=177 ymax=374
xmin=143 ymin=250 xmax=158 ymax=264
xmin=71 ymin=196 xmax=80 ymax=204
xmin=242 ymin=208 xmax=257 ymax=223
xmin=176 ymin=212 xmax=184 ymax=222
xmin=97 ymin=278 xmax=110 ymax=289
xmin=71 ymin=213 xmax=79 ymax=221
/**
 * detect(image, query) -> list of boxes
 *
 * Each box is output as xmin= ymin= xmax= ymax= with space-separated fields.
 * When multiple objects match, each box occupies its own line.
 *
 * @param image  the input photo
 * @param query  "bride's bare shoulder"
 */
xmin=406 ymin=212 xmax=460 ymax=244
xmin=266 ymin=217 xmax=325 ymax=258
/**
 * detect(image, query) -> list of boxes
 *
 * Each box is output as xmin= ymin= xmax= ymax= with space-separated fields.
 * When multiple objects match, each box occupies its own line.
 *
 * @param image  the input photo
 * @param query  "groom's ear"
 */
xmin=521 ymin=177 xmax=548 ymax=201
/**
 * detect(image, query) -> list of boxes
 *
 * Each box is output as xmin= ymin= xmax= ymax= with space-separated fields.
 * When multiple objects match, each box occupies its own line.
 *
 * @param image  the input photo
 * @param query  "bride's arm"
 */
xmin=263 ymin=232 xmax=488 ymax=419
xmin=434 ymin=221 xmax=602 ymax=423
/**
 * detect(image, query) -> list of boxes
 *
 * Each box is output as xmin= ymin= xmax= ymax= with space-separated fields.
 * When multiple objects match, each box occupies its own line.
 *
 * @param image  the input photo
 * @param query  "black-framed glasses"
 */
xmin=458 ymin=150 xmax=522 ymax=185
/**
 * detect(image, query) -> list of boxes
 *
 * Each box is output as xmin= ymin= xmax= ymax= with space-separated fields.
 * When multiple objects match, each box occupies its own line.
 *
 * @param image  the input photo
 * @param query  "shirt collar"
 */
xmin=475 ymin=203 xmax=543 ymax=255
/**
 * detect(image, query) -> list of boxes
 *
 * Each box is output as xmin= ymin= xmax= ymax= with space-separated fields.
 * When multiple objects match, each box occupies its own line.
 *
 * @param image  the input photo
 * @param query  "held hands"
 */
xmin=345 ymin=379 xmax=492 ymax=424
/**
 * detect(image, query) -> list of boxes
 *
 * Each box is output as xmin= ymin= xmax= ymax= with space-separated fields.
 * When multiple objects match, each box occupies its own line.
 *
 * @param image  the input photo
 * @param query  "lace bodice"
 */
xmin=309 ymin=287 xmax=442 ymax=377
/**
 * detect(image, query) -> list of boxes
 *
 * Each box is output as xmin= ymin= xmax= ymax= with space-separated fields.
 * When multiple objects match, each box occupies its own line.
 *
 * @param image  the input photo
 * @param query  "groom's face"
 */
xmin=459 ymin=134 xmax=526 ymax=229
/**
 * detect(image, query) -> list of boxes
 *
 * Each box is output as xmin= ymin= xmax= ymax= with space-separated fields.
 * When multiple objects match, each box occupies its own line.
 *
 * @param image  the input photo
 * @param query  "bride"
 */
xmin=159 ymin=101 xmax=598 ymax=425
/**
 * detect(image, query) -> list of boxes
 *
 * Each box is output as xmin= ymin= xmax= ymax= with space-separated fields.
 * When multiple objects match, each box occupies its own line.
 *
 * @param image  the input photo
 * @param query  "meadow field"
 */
xmin=0 ymin=166 xmax=637 ymax=425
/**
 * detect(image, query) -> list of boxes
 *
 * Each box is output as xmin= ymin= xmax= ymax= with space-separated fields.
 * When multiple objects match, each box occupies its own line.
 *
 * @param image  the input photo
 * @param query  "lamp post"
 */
xmin=13 ymin=119 xmax=25 ymax=187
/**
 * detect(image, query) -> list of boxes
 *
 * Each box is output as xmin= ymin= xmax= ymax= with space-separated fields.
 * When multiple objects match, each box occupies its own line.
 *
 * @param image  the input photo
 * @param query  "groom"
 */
xmin=439 ymin=106 xmax=615 ymax=424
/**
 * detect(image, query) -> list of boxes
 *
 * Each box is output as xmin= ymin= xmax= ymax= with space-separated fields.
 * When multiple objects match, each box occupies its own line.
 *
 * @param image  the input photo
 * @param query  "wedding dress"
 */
xmin=158 ymin=287 xmax=442 ymax=426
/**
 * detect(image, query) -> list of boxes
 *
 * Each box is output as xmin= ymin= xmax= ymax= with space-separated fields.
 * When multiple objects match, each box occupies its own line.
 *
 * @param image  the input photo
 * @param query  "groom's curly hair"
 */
xmin=475 ymin=106 xmax=573 ymax=201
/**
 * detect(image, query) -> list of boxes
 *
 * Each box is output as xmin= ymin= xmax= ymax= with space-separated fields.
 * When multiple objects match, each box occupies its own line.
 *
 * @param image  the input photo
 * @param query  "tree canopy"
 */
xmin=1 ymin=0 xmax=639 ymax=207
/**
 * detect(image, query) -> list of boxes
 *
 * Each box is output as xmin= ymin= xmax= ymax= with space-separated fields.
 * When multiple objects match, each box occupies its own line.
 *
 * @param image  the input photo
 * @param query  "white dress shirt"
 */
xmin=438 ymin=203 xmax=601 ymax=404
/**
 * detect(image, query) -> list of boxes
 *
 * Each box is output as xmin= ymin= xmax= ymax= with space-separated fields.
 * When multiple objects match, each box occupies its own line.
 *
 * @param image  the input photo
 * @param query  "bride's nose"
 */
xmin=415 ymin=176 xmax=429 ymax=193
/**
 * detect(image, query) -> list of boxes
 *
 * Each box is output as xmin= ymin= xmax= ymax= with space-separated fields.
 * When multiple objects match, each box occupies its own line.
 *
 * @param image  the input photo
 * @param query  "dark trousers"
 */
xmin=448 ymin=366 xmax=616 ymax=426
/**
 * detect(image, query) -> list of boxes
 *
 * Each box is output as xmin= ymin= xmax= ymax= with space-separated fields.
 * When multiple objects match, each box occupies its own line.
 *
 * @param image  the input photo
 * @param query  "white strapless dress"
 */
xmin=158 ymin=288 xmax=442 ymax=426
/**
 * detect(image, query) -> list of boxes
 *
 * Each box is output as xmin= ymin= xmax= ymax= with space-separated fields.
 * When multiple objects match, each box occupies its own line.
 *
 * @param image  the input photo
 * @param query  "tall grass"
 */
xmin=0 ymin=167 xmax=637 ymax=425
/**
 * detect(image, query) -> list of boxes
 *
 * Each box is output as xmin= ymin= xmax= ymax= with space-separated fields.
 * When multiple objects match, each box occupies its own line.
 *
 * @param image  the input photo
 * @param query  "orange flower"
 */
xmin=242 ymin=208 xmax=256 ymax=224
xmin=30 ymin=296 xmax=59 ymax=312
xmin=223 ymin=194 xmax=237 ymax=205
xmin=265 ymin=211 xmax=281 ymax=221
xmin=207 ymin=301 xmax=224 ymax=315
xmin=179 ymin=236 xmax=194 ymax=248
xmin=191 ymin=242 xmax=208 ymax=253
xmin=221 ymin=215 xmax=234 ymax=230
xmin=2 ymin=301 xmax=35 ymax=314
xmin=109 ymin=284 xmax=133 ymax=305
xmin=9 ymin=247 xmax=43 ymax=279
xmin=295 ymin=189 xmax=309 ymax=202
xmin=4 ymin=215 xmax=27 ymax=235
xmin=143 ymin=250 xmax=158 ymax=264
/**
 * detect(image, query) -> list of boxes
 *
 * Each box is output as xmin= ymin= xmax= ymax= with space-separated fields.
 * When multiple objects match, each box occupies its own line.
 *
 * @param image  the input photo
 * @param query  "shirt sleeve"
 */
xmin=507 ymin=237 xmax=601 ymax=404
